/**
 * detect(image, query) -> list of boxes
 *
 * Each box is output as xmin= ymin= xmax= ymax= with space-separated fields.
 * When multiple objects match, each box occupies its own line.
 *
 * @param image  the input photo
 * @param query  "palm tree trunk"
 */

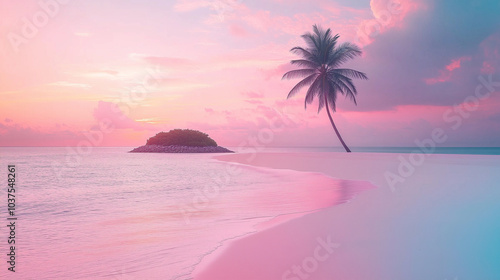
xmin=324 ymin=93 xmax=351 ymax=153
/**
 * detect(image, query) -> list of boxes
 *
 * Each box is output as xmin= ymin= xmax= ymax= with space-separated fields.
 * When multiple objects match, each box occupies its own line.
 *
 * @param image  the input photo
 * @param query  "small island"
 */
xmin=130 ymin=129 xmax=234 ymax=153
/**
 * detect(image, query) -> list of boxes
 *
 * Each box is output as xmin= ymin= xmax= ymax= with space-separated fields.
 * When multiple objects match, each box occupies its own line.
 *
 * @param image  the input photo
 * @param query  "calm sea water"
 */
xmin=0 ymin=146 xmax=498 ymax=279
xmin=236 ymin=146 xmax=500 ymax=155
xmin=0 ymin=147 xmax=366 ymax=279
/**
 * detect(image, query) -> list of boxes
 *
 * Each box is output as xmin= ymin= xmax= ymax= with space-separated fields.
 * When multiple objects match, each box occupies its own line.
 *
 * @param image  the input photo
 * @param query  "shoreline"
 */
xmin=191 ymin=151 xmax=500 ymax=280
xmin=191 ymin=152 xmax=378 ymax=279
xmin=156 ymin=155 xmax=377 ymax=280
xmin=129 ymin=144 xmax=234 ymax=153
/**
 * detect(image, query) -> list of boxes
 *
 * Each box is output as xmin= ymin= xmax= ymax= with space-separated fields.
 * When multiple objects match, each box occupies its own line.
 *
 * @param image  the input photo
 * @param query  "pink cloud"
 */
xmin=138 ymin=48 xmax=281 ymax=74
xmin=0 ymin=121 xmax=81 ymax=146
xmin=481 ymin=61 xmax=495 ymax=74
xmin=260 ymin=63 xmax=295 ymax=81
xmin=445 ymin=57 xmax=470 ymax=71
xmin=241 ymin=91 xmax=264 ymax=98
xmin=173 ymin=0 xmax=212 ymax=12
xmin=94 ymin=69 xmax=118 ymax=76
xmin=196 ymin=104 xmax=302 ymax=132
xmin=425 ymin=56 xmax=471 ymax=85
xmin=274 ymin=98 xmax=303 ymax=109
xmin=2 ymin=0 xmax=499 ymax=148
xmin=93 ymin=101 xmax=154 ymax=131
xmin=198 ymin=1 xmax=361 ymax=40
xmin=357 ymin=0 xmax=427 ymax=46
xmin=479 ymin=32 xmax=500 ymax=74
xmin=245 ymin=100 xmax=264 ymax=105
xmin=175 ymin=0 xmax=243 ymax=24
xmin=229 ymin=23 xmax=249 ymax=37
xmin=319 ymin=1 xmax=368 ymax=17
xmin=242 ymin=10 xmax=273 ymax=32
xmin=138 ymin=55 xmax=193 ymax=69
xmin=370 ymin=0 xmax=425 ymax=22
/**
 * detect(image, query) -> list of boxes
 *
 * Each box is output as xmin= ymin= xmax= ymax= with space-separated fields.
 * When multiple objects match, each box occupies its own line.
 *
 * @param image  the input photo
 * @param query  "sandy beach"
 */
xmin=2 ymin=1 xmax=500 ymax=279
xmin=192 ymin=152 xmax=500 ymax=280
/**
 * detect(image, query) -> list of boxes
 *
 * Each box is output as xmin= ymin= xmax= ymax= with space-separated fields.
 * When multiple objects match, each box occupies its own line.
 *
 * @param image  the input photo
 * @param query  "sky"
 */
xmin=0 ymin=0 xmax=499 ymax=147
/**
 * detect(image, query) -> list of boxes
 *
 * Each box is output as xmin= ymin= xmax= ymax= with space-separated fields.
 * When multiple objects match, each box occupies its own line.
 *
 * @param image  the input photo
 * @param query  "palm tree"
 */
xmin=282 ymin=25 xmax=367 ymax=152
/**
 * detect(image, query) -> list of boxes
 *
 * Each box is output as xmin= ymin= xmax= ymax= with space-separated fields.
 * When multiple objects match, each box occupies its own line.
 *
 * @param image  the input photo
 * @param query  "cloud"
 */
xmin=175 ymin=0 xmax=364 ymax=40
xmin=205 ymin=108 xmax=215 ymax=114
xmin=245 ymin=99 xmax=263 ymax=105
xmin=241 ymin=91 xmax=264 ymax=98
xmin=133 ymin=54 xmax=194 ymax=70
xmin=174 ymin=0 xmax=242 ymax=23
xmin=173 ymin=0 xmax=212 ymax=12
xmin=153 ymin=78 xmax=210 ymax=92
xmin=339 ymin=0 xmax=500 ymax=113
xmin=92 ymin=101 xmax=155 ymax=131
xmin=356 ymin=0 xmax=427 ymax=46
xmin=446 ymin=56 xmax=470 ymax=71
xmin=480 ymin=32 xmax=500 ymax=74
xmin=424 ymin=56 xmax=471 ymax=85
xmin=74 ymin=32 xmax=92 ymax=37
xmin=229 ymin=23 xmax=249 ymax=37
xmin=137 ymin=49 xmax=283 ymax=73
xmin=76 ymin=70 xmax=120 ymax=80
xmin=90 ymin=69 xmax=119 ymax=76
xmin=0 ymin=121 xmax=81 ymax=146
xmin=261 ymin=63 xmax=295 ymax=81
xmin=48 ymin=81 xmax=92 ymax=88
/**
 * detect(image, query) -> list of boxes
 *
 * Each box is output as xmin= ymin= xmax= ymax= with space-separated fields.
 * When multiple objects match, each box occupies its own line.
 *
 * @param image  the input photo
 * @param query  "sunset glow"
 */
xmin=1 ymin=0 xmax=499 ymax=147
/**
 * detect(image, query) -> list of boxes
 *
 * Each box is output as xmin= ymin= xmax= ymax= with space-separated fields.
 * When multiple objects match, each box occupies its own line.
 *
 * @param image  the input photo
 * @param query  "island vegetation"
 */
xmin=146 ymin=129 xmax=218 ymax=147
xmin=130 ymin=129 xmax=233 ymax=153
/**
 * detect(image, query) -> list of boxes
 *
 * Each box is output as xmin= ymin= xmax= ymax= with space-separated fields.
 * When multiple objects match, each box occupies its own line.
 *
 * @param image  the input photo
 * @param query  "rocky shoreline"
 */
xmin=129 ymin=144 xmax=234 ymax=153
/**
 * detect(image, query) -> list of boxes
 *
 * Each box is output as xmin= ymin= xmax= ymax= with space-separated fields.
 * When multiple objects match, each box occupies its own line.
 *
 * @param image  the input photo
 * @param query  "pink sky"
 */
xmin=1 ymin=0 xmax=499 ymax=147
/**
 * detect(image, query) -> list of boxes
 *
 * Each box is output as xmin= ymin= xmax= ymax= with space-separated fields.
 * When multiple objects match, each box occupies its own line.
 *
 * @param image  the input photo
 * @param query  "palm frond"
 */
xmin=332 ymin=68 xmax=368 ymax=80
xmin=324 ymin=33 xmax=339 ymax=61
xmin=328 ymin=72 xmax=357 ymax=93
xmin=321 ymin=29 xmax=339 ymax=62
xmin=304 ymin=76 xmax=321 ymax=109
xmin=290 ymin=47 xmax=317 ymax=63
xmin=327 ymin=43 xmax=363 ymax=68
xmin=286 ymin=73 xmax=318 ymax=99
xmin=312 ymin=24 xmax=322 ymax=37
xmin=282 ymin=69 xmax=316 ymax=80
xmin=290 ymin=59 xmax=319 ymax=69
xmin=330 ymin=75 xmax=358 ymax=105
xmin=311 ymin=25 xmax=322 ymax=49
xmin=301 ymin=33 xmax=320 ymax=51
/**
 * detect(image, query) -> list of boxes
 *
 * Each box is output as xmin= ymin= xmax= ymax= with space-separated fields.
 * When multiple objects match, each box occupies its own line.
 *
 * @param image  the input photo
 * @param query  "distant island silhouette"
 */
xmin=130 ymin=129 xmax=233 ymax=153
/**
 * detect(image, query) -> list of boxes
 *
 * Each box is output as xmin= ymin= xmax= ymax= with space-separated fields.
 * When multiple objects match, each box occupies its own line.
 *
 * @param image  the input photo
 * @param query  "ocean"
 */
xmin=0 ymin=146 xmax=498 ymax=279
xmin=0 ymin=147 xmax=367 ymax=279
xmin=240 ymin=146 xmax=500 ymax=155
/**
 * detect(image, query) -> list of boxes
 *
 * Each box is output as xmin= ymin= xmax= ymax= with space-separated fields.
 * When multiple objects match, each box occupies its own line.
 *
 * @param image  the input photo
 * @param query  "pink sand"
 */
xmin=192 ymin=152 xmax=500 ymax=280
